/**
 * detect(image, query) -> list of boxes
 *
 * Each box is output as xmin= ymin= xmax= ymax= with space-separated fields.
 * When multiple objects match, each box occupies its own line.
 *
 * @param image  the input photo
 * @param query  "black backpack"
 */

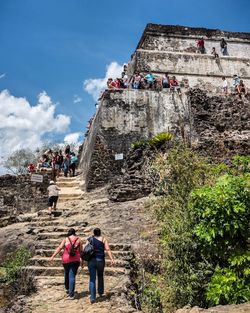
xmin=81 ymin=237 xmax=95 ymax=261
xmin=67 ymin=237 xmax=79 ymax=257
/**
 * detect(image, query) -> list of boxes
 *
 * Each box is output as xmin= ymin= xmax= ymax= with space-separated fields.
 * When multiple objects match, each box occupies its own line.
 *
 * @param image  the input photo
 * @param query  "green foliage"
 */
xmin=148 ymin=132 xmax=173 ymax=147
xmin=131 ymin=132 xmax=172 ymax=150
xmin=207 ymin=265 xmax=250 ymax=305
xmin=1 ymin=247 xmax=31 ymax=283
xmin=149 ymin=146 xmax=250 ymax=310
xmin=231 ymin=155 xmax=250 ymax=174
xmin=131 ymin=140 xmax=148 ymax=149
xmin=141 ymin=275 xmax=163 ymax=313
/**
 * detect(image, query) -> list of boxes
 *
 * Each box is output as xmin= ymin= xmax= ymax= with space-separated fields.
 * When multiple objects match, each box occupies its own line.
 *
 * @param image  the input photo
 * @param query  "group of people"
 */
xmin=221 ymin=74 xmax=248 ymax=96
xmin=50 ymin=227 xmax=115 ymax=303
xmin=30 ymin=145 xmax=78 ymax=179
xmin=107 ymin=71 xmax=182 ymax=93
xmin=197 ymin=37 xmax=228 ymax=57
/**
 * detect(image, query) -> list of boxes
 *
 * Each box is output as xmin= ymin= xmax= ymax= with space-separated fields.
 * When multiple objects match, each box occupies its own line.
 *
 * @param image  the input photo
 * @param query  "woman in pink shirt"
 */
xmin=50 ymin=228 xmax=82 ymax=299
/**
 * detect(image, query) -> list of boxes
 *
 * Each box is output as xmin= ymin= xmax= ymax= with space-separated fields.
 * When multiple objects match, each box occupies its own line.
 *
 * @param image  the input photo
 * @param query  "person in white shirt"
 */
xmin=221 ymin=77 xmax=228 ymax=94
xmin=47 ymin=180 xmax=60 ymax=216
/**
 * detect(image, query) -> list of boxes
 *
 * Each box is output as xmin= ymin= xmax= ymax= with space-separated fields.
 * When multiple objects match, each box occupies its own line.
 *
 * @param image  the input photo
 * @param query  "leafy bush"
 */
xmin=131 ymin=132 xmax=172 ymax=150
xmin=148 ymin=132 xmax=173 ymax=147
xmin=190 ymin=174 xmax=250 ymax=305
xmin=149 ymin=147 xmax=250 ymax=310
xmin=1 ymin=247 xmax=31 ymax=283
xmin=131 ymin=140 xmax=148 ymax=149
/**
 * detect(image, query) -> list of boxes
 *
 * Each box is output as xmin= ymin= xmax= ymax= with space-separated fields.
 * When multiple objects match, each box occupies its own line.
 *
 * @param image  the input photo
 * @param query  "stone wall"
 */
xmin=79 ymin=88 xmax=250 ymax=192
xmin=0 ymin=173 xmax=50 ymax=227
xmin=80 ymin=89 xmax=189 ymax=190
xmin=128 ymin=23 xmax=250 ymax=90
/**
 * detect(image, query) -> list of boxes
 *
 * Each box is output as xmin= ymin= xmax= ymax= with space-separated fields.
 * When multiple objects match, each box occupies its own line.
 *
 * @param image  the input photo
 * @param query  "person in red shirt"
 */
xmin=170 ymin=76 xmax=181 ymax=94
xmin=50 ymin=228 xmax=83 ymax=299
xmin=197 ymin=37 xmax=205 ymax=54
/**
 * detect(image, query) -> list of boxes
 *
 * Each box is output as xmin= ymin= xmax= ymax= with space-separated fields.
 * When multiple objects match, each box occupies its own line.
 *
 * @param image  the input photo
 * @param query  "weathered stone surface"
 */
xmin=0 ymin=173 xmax=51 ymax=227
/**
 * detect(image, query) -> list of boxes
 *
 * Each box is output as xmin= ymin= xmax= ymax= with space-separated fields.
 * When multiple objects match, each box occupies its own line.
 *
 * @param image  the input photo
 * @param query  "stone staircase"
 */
xmin=23 ymin=175 xmax=135 ymax=312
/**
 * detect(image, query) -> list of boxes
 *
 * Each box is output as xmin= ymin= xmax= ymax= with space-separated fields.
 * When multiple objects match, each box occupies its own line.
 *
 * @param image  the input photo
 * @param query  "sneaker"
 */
xmin=67 ymin=295 xmax=75 ymax=300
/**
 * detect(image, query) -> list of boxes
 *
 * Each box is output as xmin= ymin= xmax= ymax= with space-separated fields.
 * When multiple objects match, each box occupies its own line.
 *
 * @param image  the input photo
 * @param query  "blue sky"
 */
xmin=0 ymin=0 xmax=249 ymax=159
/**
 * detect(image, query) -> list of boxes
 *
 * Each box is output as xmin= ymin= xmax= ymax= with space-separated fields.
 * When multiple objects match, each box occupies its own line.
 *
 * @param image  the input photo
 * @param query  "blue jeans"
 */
xmin=88 ymin=258 xmax=105 ymax=301
xmin=63 ymin=262 xmax=79 ymax=297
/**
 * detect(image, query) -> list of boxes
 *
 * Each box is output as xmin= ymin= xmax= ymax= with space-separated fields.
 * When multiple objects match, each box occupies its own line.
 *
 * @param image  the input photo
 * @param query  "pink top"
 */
xmin=61 ymin=237 xmax=80 ymax=264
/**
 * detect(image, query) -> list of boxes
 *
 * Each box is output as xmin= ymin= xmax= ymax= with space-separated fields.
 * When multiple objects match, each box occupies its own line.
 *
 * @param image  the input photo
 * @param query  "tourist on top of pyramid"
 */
xmin=237 ymin=80 xmax=247 ymax=97
xmin=81 ymin=228 xmax=115 ymax=304
xmin=162 ymin=73 xmax=170 ymax=88
xmin=221 ymin=77 xmax=228 ymax=95
xmin=132 ymin=72 xmax=142 ymax=89
xmin=170 ymin=76 xmax=181 ymax=93
xmin=107 ymin=78 xmax=116 ymax=89
xmin=197 ymin=37 xmax=205 ymax=54
xmin=211 ymin=47 xmax=219 ymax=59
xmin=121 ymin=71 xmax=129 ymax=88
xmin=220 ymin=38 xmax=228 ymax=55
xmin=233 ymin=74 xmax=241 ymax=91
xmin=144 ymin=72 xmax=156 ymax=89
xmin=50 ymin=228 xmax=83 ymax=300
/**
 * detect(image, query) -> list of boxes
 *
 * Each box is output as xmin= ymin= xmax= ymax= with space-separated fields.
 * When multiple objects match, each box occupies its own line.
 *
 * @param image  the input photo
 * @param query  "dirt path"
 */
xmin=21 ymin=175 xmax=154 ymax=313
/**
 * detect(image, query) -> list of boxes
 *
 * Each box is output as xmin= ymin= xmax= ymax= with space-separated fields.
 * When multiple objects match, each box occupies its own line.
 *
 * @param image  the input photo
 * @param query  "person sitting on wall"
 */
xmin=27 ymin=163 xmax=36 ymax=173
xmin=221 ymin=77 xmax=228 ymax=95
xmin=197 ymin=37 xmax=205 ymax=54
xmin=233 ymin=74 xmax=241 ymax=92
xmin=237 ymin=80 xmax=247 ymax=97
xmin=144 ymin=72 xmax=156 ymax=89
xmin=121 ymin=72 xmax=129 ymax=88
xmin=107 ymin=78 xmax=116 ymax=89
xmin=114 ymin=78 xmax=121 ymax=88
xmin=211 ymin=47 xmax=219 ymax=59
xmin=220 ymin=38 xmax=228 ymax=55
xmin=170 ymin=76 xmax=181 ymax=93
xmin=162 ymin=73 xmax=170 ymax=88
xmin=132 ymin=72 xmax=142 ymax=89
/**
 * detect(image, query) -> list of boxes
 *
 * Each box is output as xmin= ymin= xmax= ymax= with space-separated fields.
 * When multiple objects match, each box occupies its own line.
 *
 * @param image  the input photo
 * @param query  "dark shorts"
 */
xmin=48 ymin=196 xmax=58 ymax=207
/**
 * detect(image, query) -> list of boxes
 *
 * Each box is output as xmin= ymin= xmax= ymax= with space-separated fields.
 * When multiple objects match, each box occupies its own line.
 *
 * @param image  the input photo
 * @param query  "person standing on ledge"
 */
xmin=47 ymin=180 xmax=60 ymax=217
xmin=83 ymin=228 xmax=115 ymax=304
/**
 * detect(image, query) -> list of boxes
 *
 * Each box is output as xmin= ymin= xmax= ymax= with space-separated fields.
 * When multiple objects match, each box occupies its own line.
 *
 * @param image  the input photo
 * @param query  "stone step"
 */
xmin=29 ymin=257 xmax=130 ymax=268
xmin=58 ymin=195 xmax=83 ymax=202
xmin=34 ymin=275 xmax=123 ymax=288
xmin=25 ymin=266 xmax=128 ymax=277
xmin=35 ymin=249 xmax=133 ymax=259
xmin=33 ymin=225 xmax=88 ymax=233
xmin=38 ymin=210 xmax=62 ymax=217
xmin=28 ymin=220 xmax=62 ymax=227
xmin=57 ymin=176 xmax=79 ymax=182
xmin=36 ymin=231 xmax=87 ymax=239
xmin=35 ymin=241 xmax=131 ymax=251
xmin=56 ymin=181 xmax=80 ymax=188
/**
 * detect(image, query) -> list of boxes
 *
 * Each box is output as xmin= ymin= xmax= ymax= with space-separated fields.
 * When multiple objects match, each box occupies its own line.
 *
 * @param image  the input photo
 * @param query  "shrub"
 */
xmin=1 ymin=247 xmax=31 ymax=284
xmin=131 ymin=132 xmax=172 ymax=150
xmin=148 ymin=132 xmax=173 ymax=147
xmin=150 ymin=146 xmax=250 ymax=310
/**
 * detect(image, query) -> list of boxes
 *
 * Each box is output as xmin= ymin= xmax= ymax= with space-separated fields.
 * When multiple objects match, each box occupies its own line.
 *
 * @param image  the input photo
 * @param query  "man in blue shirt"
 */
xmin=144 ymin=72 xmax=156 ymax=89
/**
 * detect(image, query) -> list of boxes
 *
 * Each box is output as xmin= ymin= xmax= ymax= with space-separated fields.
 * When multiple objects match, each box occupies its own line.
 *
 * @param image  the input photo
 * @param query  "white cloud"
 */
xmin=64 ymin=132 xmax=82 ymax=144
xmin=0 ymin=73 xmax=6 ymax=79
xmin=73 ymin=95 xmax=82 ymax=103
xmin=83 ymin=61 xmax=123 ymax=101
xmin=0 ymin=89 xmax=71 ymax=161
